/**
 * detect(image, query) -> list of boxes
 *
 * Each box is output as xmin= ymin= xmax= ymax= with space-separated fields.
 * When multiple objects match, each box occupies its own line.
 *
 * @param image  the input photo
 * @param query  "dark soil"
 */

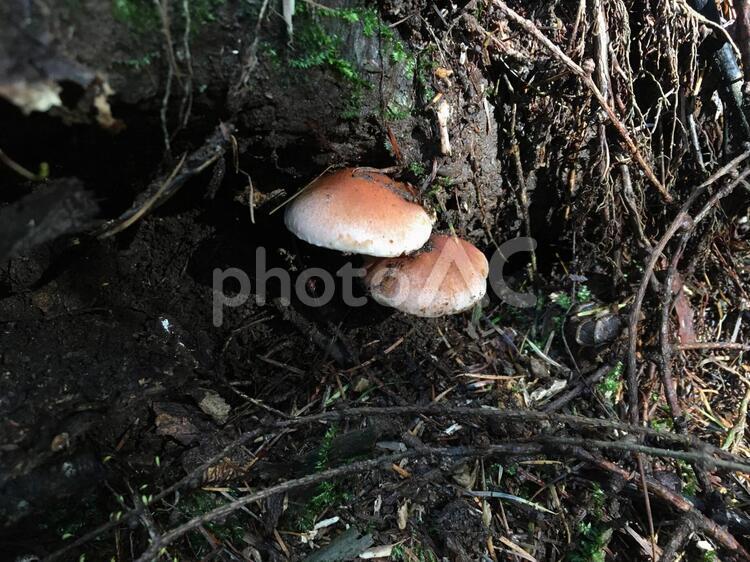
xmin=2 ymin=0 xmax=750 ymax=561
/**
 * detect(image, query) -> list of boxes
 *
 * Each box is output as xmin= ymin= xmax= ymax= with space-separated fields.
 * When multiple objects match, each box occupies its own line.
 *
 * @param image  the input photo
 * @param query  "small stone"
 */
xmin=51 ymin=432 xmax=69 ymax=452
xmin=198 ymin=391 xmax=231 ymax=425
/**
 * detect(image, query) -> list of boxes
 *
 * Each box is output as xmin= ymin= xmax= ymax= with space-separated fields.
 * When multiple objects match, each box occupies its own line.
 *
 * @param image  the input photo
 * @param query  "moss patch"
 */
xmin=112 ymin=0 xmax=224 ymax=34
xmin=112 ymin=0 xmax=158 ymax=32
xmin=297 ymin=426 xmax=353 ymax=529
xmin=284 ymin=3 xmax=419 ymax=120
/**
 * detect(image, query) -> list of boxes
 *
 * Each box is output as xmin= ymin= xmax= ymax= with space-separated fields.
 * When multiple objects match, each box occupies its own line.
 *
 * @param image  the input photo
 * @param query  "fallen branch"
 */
xmin=543 ymin=436 xmax=750 ymax=473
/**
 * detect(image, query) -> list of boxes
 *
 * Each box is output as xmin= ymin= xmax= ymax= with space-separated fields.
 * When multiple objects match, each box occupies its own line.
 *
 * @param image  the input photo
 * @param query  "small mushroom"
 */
xmin=284 ymin=167 xmax=434 ymax=257
xmin=364 ymin=234 xmax=489 ymax=317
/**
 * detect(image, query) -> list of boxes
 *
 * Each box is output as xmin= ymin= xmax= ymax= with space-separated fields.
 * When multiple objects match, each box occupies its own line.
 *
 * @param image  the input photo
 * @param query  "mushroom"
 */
xmin=284 ymin=167 xmax=434 ymax=257
xmin=364 ymin=234 xmax=489 ymax=317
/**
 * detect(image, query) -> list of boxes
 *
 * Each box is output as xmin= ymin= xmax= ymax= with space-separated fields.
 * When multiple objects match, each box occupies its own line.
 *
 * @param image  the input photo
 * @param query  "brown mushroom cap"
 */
xmin=364 ymin=234 xmax=489 ymax=317
xmin=284 ymin=168 xmax=433 ymax=257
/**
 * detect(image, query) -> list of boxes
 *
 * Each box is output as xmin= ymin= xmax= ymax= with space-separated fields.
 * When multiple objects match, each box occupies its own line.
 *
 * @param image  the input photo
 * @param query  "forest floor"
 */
xmin=1 ymin=0 xmax=750 ymax=560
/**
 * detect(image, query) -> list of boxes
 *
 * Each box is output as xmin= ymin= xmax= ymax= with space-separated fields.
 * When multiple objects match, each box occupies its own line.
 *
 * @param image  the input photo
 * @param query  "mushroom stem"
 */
xmin=436 ymin=99 xmax=452 ymax=156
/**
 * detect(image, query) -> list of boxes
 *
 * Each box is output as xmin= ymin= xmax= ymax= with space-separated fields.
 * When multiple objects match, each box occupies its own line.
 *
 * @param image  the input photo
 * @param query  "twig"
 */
xmin=95 ymin=126 xmax=229 ymax=239
xmin=543 ymin=363 xmax=616 ymax=412
xmin=159 ymin=63 xmax=174 ymax=158
xmin=627 ymin=210 xmax=691 ymax=424
xmin=660 ymin=242 xmax=689 ymax=428
xmin=135 ymin=432 xmax=750 ymax=560
xmin=593 ymin=0 xmax=613 ymax=190
xmin=228 ymin=0 xmax=272 ymax=109
xmin=268 ymin=165 xmax=333 ymax=215
xmin=676 ymin=342 xmax=750 ymax=352
xmin=492 ymin=0 xmax=671 ymax=201
xmin=0 ymin=147 xmax=42 ymax=181
xmin=509 ymin=104 xmax=536 ymax=273
xmin=178 ymin=0 xmax=194 ymax=129
xmin=44 ymin=428 xmax=270 ymax=561
xmin=678 ymin=0 xmax=742 ymax=60
xmin=736 ymin=0 xmax=750 ymax=84
xmin=153 ymin=0 xmax=181 ymax=82
xmin=134 ymin=432 xmax=750 ymax=560
xmin=637 ymin=453 xmax=658 ymax=560
xmin=99 ymin=153 xmax=187 ymax=239
xmin=132 ymin=490 xmax=161 ymax=544
xmin=541 ymin=436 xmax=750 ymax=473
xmin=154 ymin=0 xmax=181 ymax=157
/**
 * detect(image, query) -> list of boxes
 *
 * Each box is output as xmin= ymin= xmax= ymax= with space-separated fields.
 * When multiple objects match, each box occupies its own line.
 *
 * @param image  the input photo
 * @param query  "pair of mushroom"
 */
xmin=284 ymin=168 xmax=489 ymax=317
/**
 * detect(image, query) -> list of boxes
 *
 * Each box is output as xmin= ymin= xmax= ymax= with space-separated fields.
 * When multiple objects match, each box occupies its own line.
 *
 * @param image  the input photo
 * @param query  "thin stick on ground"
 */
xmin=676 ymin=342 xmax=750 ymax=352
xmin=637 ymin=454 xmax=658 ymax=560
xmin=0 ymin=147 xmax=42 ymax=181
xmin=543 ymin=363 xmax=617 ymax=412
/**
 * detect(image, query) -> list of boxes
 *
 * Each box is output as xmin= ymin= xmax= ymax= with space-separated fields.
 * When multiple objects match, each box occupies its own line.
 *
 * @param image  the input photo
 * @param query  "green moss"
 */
xmin=112 ymin=0 xmax=158 ymax=32
xmin=178 ymin=491 xmax=246 ymax=554
xmin=413 ymin=60 xmax=437 ymax=104
xmin=597 ymin=361 xmax=623 ymax=400
xmin=298 ymin=426 xmax=353 ymax=529
xmin=315 ymin=426 xmax=337 ymax=471
xmin=189 ymin=0 xmax=225 ymax=25
xmin=386 ymin=100 xmax=411 ymax=121
xmin=426 ymin=176 xmax=452 ymax=199
xmin=576 ymin=284 xmax=592 ymax=303
xmin=408 ymin=162 xmax=427 ymax=177
xmin=113 ymin=0 xmax=223 ymax=35
xmin=591 ymin=484 xmax=605 ymax=518
xmin=701 ymin=549 xmax=718 ymax=562
xmin=288 ymin=4 xmax=421 ymax=120
xmin=360 ymin=5 xmax=421 ymax=86
xmin=290 ymin=3 xmax=364 ymax=80
xmin=649 ymin=417 xmax=674 ymax=431
xmin=288 ymin=3 xmax=370 ymax=119
xmin=567 ymin=522 xmax=612 ymax=562
xmin=677 ymin=460 xmax=698 ymax=496
xmin=551 ymin=291 xmax=572 ymax=309
xmin=260 ymin=42 xmax=282 ymax=68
